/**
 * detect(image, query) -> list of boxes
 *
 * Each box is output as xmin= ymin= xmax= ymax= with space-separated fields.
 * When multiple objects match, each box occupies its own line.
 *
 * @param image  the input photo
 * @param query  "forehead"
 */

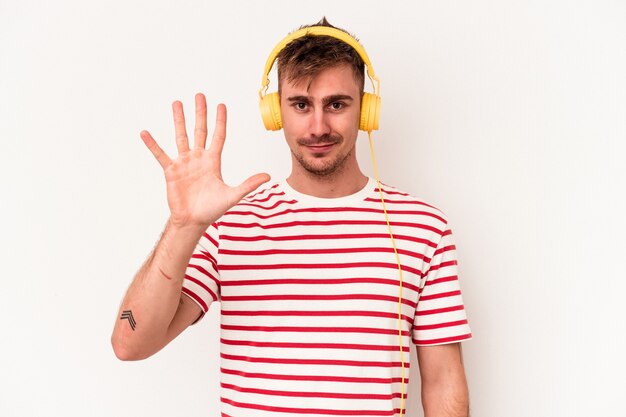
xmin=280 ymin=64 xmax=361 ymax=97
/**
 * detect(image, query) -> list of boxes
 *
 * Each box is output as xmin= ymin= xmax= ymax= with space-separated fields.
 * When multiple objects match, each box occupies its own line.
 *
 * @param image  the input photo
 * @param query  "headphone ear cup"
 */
xmin=359 ymin=92 xmax=381 ymax=132
xmin=259 ymin=92 xmax=282 ymax=131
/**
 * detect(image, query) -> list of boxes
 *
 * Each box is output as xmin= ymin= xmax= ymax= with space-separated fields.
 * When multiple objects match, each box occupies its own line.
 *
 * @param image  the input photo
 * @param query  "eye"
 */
xmin=329 ymin=102 xmax=344 ymax=111
xmin=294 ymin=102 xmax=308 ymax=111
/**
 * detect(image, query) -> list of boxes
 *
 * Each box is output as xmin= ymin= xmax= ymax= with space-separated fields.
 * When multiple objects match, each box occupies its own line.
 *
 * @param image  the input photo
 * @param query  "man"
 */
xmin=112 ymin=17 xmax=472 ymax=417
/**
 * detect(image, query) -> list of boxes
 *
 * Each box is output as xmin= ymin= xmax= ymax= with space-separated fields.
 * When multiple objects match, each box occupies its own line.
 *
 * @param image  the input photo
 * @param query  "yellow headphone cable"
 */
xmin=368 ymin=131 xmax=406 ymax=417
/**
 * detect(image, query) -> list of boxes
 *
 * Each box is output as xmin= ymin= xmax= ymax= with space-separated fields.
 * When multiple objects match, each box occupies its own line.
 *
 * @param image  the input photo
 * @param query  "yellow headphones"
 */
xmin=258 ymin=26 xmax=381 ymax=132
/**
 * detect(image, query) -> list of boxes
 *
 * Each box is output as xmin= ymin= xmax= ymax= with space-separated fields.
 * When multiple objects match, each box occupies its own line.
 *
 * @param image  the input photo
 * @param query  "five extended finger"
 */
xmin=194 ymin=93 xmax=208 ymax=149
xmin=140 ymin=130 xmax=172 ymax=169
xmin=172 ymin=100 xmax=190 ymax=154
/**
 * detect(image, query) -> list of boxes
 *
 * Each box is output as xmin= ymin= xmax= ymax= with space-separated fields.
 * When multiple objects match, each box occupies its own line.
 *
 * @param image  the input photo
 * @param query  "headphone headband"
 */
xmin=259 ymin=26 xmax=379 ymax=99
xmin=258 ymin=25 xmax=381 ymax=132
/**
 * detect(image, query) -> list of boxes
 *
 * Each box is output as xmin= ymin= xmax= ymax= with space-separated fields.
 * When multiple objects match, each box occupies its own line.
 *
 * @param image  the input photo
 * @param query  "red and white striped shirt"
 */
xmin=183 ymin=177 xmax=472 ymax=417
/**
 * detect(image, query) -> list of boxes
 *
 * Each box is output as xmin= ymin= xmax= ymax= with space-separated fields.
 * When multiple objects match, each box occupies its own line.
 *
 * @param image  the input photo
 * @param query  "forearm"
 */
xmin=422 ymin=373 xmax=470 ymax=417
xmin=111 ymin=218 xmax=207 ymax=360
xmin=417 ymin=343 xmax=470 ymax=417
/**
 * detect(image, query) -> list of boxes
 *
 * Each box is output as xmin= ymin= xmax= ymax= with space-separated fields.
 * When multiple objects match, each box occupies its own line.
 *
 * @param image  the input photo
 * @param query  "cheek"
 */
xmin=282 ymin=119 xmax=298 ymax=139
xmin=338 ymin=109 xmax=361 ymax=132
xmin=281 ymin=109 xmax=302 ymax=129
xmin=348 ymin=105 xmax=361 ymax=128
xmin=282 ymin=120 xmax=301 ymax=148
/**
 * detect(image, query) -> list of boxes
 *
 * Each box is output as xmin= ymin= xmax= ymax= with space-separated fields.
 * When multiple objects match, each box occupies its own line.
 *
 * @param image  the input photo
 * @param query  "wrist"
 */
xmin=167 ymin=216 xmax=212 ymax=235
xmin=150 ymin=218 xmax=210 ymax=281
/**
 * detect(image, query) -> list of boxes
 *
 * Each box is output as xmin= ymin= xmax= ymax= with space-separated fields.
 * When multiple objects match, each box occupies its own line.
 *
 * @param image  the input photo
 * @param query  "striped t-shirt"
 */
xmin=182 ymin=177 xmax=472 ymax=417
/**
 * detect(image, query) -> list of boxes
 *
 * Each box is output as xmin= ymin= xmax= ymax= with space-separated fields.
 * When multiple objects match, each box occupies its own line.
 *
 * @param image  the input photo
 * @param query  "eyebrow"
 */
xmin=286 ymin=94 xmax=355 ymax=106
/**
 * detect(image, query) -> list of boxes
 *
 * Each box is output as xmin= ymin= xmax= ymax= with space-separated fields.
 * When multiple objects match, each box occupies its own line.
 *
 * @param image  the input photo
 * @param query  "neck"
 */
xmin=287 ymin=159 xmax=368 ymax=198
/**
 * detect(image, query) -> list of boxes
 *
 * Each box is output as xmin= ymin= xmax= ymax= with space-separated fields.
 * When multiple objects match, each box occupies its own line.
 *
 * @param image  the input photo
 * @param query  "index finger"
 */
xmin=207 ymin=103 xmax=227 ymax=156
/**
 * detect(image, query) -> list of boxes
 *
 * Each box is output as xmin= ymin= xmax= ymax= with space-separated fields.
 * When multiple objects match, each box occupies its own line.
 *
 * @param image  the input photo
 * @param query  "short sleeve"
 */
xmin=412 ymin=223 xmax=472 ymax=345
xmin=181 ymin=222 xmax=221 ymax=323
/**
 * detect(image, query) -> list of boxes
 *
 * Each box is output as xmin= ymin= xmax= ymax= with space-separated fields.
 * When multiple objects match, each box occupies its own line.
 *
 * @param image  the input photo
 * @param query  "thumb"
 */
xmin=230 ymin=173 xmax=271 ymax=202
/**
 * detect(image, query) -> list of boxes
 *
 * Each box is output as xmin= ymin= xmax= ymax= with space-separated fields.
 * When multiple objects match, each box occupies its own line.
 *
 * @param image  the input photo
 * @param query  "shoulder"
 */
xmin=374 ymin=180 xmax=450 ymax=227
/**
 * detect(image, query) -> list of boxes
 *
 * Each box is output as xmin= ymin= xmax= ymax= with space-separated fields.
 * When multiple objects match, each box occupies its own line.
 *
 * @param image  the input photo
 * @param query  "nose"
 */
xmin=308 ymin=108 xmax=331 ymax=138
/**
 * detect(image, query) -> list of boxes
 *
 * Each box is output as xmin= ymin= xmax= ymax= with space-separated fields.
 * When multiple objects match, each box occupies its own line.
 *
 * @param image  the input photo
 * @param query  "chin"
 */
xmin=300 ymin=156 xmax=350 ymax=177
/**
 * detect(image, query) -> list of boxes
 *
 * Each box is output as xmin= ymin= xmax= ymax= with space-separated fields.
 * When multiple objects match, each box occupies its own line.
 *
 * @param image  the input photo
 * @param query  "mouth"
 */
xmin=305 ymin=143 xmax=335 ymax=153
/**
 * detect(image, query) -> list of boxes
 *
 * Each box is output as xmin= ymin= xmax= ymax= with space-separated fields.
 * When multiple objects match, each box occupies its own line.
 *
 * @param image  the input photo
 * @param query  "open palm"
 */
xmin=140 ymin=93 xmax=270 ymax=228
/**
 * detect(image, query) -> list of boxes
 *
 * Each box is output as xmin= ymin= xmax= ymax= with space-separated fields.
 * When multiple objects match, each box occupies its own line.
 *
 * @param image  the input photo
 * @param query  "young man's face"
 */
xmin=280 ymin=64 xmax=361 ymax=178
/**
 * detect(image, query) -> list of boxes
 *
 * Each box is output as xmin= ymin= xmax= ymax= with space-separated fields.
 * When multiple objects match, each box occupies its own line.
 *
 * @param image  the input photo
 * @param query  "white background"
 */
xmin=1 ymin=1 xmax=624 ymax=416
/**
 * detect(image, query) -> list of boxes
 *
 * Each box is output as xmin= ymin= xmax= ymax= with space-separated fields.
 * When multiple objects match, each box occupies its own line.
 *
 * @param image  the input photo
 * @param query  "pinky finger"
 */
xmin=140 ymin=130 xmax=172 ymax=169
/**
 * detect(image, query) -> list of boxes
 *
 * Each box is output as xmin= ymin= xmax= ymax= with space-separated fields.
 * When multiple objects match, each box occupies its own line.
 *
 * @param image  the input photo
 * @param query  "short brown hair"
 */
xmin=277 ymin=17 xmax=365 ymax=95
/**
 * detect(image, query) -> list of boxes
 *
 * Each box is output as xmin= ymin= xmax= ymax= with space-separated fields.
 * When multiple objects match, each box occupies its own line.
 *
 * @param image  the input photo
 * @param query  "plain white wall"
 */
xmin=1 ymin=0 xmax=624 ymax=416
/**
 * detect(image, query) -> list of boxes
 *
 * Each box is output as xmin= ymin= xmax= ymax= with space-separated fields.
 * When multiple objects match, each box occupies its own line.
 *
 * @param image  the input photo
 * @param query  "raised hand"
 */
xmin=140 ymin=93 xmax=270 ymax=229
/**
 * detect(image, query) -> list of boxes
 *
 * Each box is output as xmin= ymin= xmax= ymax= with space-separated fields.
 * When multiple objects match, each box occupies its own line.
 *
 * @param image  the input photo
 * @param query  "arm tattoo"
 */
xmin=120 ymin=310 xmax=137 ymax=331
